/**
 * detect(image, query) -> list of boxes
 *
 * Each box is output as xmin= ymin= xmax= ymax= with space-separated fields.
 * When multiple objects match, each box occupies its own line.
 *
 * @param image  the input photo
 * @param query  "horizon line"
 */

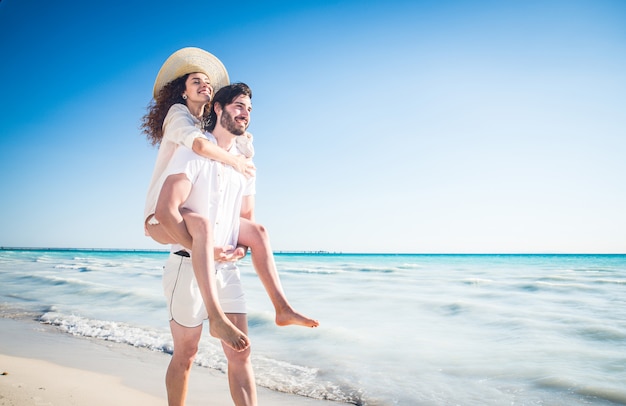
xmin=1 ymin=247 xmax=625 ymax=255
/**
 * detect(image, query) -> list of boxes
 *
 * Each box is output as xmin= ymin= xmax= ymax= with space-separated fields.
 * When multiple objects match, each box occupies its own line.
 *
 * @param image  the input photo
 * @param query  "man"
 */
xmin=156 ymin=83 xmax=258 ymax=405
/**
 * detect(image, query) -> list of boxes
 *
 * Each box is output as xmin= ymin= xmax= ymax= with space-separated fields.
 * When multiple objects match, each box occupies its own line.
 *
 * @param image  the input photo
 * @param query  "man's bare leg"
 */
xmin=238 ymin=218 xmax=319 ymax=328
xmin=166 ymin=321 xmax=202 ymax=406
xmin=221 ymin=313 xmax=257 ymax=406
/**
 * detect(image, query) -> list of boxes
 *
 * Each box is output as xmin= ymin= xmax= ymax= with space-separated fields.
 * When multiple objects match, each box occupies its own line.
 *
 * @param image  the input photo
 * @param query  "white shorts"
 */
xmin=163 ymin=253 xmax=246 ymax=328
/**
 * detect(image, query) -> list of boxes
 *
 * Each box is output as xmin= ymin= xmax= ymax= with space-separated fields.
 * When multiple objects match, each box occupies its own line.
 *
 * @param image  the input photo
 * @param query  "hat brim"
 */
xmin=153 ymin=47 xmax=229 ymax=99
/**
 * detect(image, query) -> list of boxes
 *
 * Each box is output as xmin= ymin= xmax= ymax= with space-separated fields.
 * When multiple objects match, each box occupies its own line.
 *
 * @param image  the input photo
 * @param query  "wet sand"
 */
xmin=0 ymin=318 xmax=336 ymax=405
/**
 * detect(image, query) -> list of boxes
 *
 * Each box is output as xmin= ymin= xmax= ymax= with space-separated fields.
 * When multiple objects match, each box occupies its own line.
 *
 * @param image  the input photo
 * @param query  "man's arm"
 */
xmin=234 ymin=195 xmax=256 ymax=257
xmin=240 ymin=195 xmax=255 ymax=221
xmin=154 ymin=173 xmax=193 ymax=250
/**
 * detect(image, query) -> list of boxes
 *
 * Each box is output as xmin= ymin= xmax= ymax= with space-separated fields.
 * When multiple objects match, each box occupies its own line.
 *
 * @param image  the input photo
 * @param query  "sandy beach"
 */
xmin=0 ymin=318 xmax=337 ymax=406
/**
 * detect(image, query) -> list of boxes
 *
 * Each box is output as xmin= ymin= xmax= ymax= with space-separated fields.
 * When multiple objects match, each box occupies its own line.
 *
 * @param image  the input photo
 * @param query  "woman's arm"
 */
xmin=192 ymin=137 xmax=256 ymax=178
xmin=165 ymin=104 xmax=255 ymax=177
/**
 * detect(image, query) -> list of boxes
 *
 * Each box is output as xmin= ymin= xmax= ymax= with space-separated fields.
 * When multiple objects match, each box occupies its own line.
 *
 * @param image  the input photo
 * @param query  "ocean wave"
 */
xmin=331 ymin=264 xmax=395 ymax=274
xmin=34 ymin=255 xmax=55 ymax=263
xmin=593 ymin=278 xmax=626 ymax=286
xmin=535 ymin=375 xmax=626 ymax=405
xmin=53 ymin=259 xmax=162 ymax=277
xmin=538 ymin=275 xmax=578 ymax=282
xmin=576 ymin=326 xmax=626 ymax=343
xmin=517 ymin=280 xmax=597 ymax=293
xmin=254 ymin=355 xmax=364 ymax=404
xmin=11 ymin=272 xmax=161 ymax=307
xmin=281 ymin=267 xmax=339 ymax=275
xmin=397 ymin=263 xmax=423 ymax=270
xmin=462 ymin=278 xmax=493 ymax=286
xmin=237 ymin=263 xmax=341 ymax=275
xmin=534 ymin=281 xmax=594 ymax=290
xmin=15 ymin=273 xmax=90 ymax=288
xmin=54 ymin=264 xmax=99 ymax=272
xmin=38 ymin=311 xmax=358 ymax=403
xmin=576 ymin=386 xmax=626 ymax=406
xmin=355 ymin=267 xmax=394 ymax=274
xmin=40 ymin=312 xmax=173 ymax=353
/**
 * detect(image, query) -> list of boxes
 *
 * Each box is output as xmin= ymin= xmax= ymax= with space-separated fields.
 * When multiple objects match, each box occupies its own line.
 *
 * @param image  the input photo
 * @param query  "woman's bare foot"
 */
xmin=275 ymin=306 xmax=319 ymax=328
xmin=209 ymin=317 xmax=250 ymax=351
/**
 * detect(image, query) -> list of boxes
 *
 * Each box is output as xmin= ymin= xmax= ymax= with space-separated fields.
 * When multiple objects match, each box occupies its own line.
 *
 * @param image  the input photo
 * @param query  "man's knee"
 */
xmin=225 ymin=347 xmax=251 ymax=365
xmin=171 ymin=323 xmax=202 ymax=365
xmin=173 ymin=343 xmax=199 ymax=366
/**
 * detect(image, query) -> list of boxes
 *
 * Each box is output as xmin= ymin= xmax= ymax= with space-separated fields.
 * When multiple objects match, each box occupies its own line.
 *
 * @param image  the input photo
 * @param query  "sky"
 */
xmin=0 ymin=0 xmax=625 ymax=253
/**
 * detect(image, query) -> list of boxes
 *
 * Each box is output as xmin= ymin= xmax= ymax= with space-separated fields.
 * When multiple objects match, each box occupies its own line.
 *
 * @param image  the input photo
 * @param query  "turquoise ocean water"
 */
xmin=1 ymin=249 xmax=625 ymax=405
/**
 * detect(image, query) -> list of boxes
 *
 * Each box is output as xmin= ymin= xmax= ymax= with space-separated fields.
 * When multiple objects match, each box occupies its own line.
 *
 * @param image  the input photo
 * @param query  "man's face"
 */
xmin=219 ymin=94 xmax=252 ymax=136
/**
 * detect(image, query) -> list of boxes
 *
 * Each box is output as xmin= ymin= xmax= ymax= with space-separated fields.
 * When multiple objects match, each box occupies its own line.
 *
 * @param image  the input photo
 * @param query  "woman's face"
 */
xmin=182 ymin=73 xmax=213 ymax=105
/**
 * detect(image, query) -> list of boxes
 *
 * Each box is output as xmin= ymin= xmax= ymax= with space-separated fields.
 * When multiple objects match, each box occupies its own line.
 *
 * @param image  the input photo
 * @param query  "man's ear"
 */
xmin=213 ymin=102 xmax=223 ymax=116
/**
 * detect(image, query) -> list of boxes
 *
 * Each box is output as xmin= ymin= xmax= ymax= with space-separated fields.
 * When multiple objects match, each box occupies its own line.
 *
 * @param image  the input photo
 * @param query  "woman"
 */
xmin=141 ymin=48 xmax=318 ymax=352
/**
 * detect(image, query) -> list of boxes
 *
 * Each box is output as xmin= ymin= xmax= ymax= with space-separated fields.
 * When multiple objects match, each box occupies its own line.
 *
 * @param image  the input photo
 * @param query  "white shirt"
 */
xmin=164 ymin=134 xmax=256 ymax=251
xmin=143 ymin=104 xmax=207 ymax=227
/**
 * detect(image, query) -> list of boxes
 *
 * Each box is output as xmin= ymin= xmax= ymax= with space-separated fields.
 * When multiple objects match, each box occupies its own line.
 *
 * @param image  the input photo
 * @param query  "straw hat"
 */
xmin=153 ymin=47 xmax=229 ymax=99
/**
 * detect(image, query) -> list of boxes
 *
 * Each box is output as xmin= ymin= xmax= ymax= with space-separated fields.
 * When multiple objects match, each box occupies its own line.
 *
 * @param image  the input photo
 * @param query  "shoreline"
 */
xmin=0 ymin=317 xmax=338 ymax=405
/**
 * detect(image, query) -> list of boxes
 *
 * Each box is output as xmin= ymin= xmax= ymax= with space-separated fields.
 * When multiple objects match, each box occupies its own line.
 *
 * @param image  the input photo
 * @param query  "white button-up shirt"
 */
xmin=165 ymin=134 xmax=255 ymax=251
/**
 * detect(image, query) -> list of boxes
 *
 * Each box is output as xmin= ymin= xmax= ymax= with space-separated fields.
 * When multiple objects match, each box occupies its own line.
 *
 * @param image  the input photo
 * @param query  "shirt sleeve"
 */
xmin=166 ymin=147 xmax=204 ymax=185
xmin=163 ymin=104 xmax=207 ymax=149
xmin=243 ymin=170 xmax=256 ymax=196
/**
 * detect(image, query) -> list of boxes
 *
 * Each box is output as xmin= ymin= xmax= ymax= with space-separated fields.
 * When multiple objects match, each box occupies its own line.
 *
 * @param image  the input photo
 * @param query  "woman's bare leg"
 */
xmin=181 ymin=211 xmax=251 ymax=351
xmin=148 ymin=212 xmax=250 ymax=351
xmin=238 ymin=218 xmax=319 ymax=328
xmin=145 ymin=214 xmax=179 ymax=245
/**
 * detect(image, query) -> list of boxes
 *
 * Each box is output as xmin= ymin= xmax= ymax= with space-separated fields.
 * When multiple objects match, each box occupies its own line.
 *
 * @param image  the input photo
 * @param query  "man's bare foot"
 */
xmin=276 ymin=307 xmax=319 ymax=328
xmin=209 ymin=317 xmax=250 ymax=351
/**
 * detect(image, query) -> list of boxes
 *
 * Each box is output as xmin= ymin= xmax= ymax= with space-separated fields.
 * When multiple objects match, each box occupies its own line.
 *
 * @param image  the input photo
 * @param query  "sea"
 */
xmin=1 ymin=249 xmax=625 ymax=405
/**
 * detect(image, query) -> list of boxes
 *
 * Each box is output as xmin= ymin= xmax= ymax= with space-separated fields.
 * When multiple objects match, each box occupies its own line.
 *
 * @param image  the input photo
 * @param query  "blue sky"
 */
xmin=1 ymin=0 xmax=624 ymax=253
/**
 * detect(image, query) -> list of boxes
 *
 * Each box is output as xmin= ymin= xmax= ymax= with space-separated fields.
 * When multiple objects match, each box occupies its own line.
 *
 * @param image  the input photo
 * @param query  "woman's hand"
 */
xmin=214 ymin=245 xmax=247 ymax=262
xmin=232 ymin=156 xmax=256 ymax=178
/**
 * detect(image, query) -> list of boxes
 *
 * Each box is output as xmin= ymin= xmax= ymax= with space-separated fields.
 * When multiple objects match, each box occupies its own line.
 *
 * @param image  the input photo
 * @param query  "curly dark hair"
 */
xmin=140 ymin=74 xmax=212 ymax=146
xmin=207 ymin=82 xmax=252 ymax=132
